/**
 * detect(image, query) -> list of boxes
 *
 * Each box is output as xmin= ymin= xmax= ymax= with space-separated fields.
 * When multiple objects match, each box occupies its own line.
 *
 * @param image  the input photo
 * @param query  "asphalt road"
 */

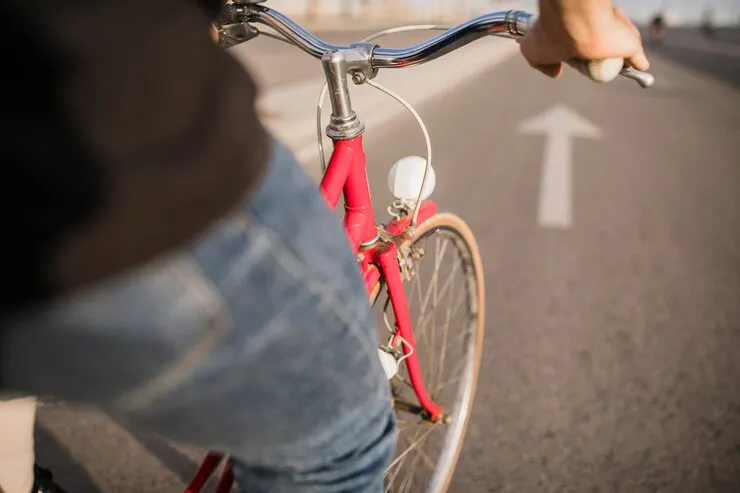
xmin=34 ymin=28 xmax=740 ymax=493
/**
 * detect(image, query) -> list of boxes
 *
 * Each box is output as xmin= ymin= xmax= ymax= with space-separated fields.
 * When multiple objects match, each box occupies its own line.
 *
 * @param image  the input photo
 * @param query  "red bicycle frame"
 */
xmin=320 ymin=135 xmax=441 ymax=418
xmin=185 ymin=135 xmax=442 ymax=493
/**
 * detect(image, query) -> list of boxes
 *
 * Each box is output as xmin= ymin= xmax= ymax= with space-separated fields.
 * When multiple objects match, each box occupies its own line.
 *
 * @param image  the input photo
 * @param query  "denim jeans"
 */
xmin=0 ymin=139 xmax=396 ymax=492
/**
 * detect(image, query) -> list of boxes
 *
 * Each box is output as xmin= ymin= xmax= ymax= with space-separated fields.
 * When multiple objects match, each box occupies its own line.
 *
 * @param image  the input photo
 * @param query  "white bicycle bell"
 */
xmin=387 ymin=156 xmax=436 ymax=202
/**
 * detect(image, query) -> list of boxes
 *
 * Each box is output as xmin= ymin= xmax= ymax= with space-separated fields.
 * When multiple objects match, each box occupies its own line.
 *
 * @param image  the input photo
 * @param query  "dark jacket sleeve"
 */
xmin=0 ymin=0 xmax=269 ymax=317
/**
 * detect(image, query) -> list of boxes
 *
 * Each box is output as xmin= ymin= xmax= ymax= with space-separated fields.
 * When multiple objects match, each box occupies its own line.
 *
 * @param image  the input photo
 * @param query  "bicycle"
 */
xmin=185 ymin=2 xmax=655 ymax=492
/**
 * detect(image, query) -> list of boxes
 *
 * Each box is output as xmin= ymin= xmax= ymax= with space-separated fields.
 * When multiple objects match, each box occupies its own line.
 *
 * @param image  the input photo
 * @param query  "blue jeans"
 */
xmin=1 ymin=139 xmax=396 ymax=492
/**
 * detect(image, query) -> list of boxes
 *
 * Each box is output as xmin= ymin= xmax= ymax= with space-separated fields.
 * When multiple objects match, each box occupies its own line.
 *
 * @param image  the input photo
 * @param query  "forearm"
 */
xmin=540 ymin=0 xmax=613 ymax=18
xmin=538 ymin=0 xmax=615 ymax=43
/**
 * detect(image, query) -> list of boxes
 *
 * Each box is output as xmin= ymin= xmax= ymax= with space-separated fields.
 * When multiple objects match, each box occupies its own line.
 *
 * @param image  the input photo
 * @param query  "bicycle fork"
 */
xmin=375 ymin=242 xmax=444 ymax=422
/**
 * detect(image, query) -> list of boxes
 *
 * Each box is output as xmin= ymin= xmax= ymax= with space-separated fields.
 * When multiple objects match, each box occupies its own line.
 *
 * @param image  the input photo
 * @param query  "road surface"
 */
xmin=34 ymin=28 xmax=740 ymax=493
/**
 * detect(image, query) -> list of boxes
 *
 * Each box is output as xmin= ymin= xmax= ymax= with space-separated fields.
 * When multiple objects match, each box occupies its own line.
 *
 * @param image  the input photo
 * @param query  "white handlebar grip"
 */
xmin=567 ymin=57 xmax=624 ymax=83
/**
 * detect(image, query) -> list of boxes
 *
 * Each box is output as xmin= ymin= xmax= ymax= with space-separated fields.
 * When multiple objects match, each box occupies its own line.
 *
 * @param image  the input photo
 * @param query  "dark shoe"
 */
xmin=32 ymin=464 xmax=68 ymax=493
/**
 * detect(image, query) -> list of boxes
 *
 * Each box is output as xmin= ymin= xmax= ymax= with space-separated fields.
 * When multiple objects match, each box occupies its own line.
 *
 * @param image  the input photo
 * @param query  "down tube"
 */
xmin=377 ymin=244 xmax=443 ymax=420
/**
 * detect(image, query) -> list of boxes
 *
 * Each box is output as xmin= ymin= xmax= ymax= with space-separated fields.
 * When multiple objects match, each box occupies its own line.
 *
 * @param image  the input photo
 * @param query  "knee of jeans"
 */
xmin=232 ymin=404 xmax=396 ymax=493
xmin=121 ymin=281 xmax=393 ymax=455
xmin=0 ymin=256 xmax=232 ymax=406
xmin=112 ymin=234 xmax=396 ymax=468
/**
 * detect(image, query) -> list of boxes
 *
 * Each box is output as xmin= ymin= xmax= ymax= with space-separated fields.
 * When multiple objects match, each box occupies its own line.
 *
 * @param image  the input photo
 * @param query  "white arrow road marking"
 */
xmin=518 ymin=104 xmax=603 ymax=229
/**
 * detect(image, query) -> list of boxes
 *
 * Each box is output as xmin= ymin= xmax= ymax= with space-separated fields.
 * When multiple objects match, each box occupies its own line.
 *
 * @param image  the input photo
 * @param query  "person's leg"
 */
xmin=1 ymin=139 xmax=396 ymax=492
xmin=0 ymin=397 xmax=35 ymax=493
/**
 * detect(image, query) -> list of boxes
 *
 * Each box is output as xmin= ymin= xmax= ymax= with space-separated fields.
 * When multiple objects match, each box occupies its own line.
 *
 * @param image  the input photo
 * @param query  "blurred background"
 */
xmin=35 ymin=1 xmax=740 ymax=492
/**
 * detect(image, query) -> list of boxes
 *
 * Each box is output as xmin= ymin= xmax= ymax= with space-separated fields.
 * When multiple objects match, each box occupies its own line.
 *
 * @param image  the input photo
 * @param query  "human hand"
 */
xmin=520 ymin=2 xmax=649 ymax=78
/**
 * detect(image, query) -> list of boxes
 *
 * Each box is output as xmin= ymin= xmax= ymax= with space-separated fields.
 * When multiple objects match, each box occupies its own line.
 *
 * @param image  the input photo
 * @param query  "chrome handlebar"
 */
xmin=220 ymin=3 xmax=654 ymax=87
xmin=245 ymin=7 xmax=531 ymax=69
xmin=222 ymin=5 xmax=530 ymax=67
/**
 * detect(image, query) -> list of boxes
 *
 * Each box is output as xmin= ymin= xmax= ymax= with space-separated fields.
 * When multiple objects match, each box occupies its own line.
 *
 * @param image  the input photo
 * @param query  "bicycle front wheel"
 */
xmin=373 ymin=213 xmax=485 ymax=493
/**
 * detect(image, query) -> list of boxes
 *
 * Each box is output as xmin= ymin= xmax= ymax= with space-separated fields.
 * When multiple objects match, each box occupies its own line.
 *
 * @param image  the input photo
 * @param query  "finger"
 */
xmin=535 ymin=63 xmax=563 ymax=78
xmin=611 ymin=9 xmax=650 ymax=71
xmin=627 ymin=51 xmax=650 ymax=71
xmin=518 ymin=32 xmax=537 ymax=65
xmin=519 ymin=21 xmax=560 ymax=68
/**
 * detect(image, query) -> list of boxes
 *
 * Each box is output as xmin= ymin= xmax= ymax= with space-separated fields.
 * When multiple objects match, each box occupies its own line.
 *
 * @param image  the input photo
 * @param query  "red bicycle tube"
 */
xmin=377 ymin=244 xmax=443 ymax=420
xmin=341 ymin=137 xmax=377 ymax=248
xmin=320 ymin=141 xmax=352 ymax=208
xmin=320 ymin=137 xmax=377 ymax=252
xmin=184 ymin=452 xmax=224 ymax=493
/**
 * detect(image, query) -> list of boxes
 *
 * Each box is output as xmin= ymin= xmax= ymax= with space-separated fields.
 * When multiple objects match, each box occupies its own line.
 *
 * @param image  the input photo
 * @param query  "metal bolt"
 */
xmin=410 ymin=248 xmax=424 ymax=261
xmin=352 ymin=72 xmax=366 ymax=85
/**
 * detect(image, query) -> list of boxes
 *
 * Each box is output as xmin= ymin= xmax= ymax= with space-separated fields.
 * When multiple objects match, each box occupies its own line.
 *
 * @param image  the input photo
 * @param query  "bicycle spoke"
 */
xmin=399 ymin=447 xmax=422 ymax=492
xmin=434 ymin=273 xmax=468 ymax=393
xmin=435 ymin=369 xmax=466 ymax=395
xmin=433 ymin=254 xmax=461 ymax=308
xmin=430 ymin=255 xmax=464 ymax=392
xmin=418 ymin=237 xmax=448 ymax=317
xmin=426 ymin=236 xmax=442 ymax=385
xmin=416 ymin=446 xmax=437 ymax=472
xmin=398 ymin=425 xmax=437 ymax=492
xmin=385 ymin=425 xmax=432 ymax=490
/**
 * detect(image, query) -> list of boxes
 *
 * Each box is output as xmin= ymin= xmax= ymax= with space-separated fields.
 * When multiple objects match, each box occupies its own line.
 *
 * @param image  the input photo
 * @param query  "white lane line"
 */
xmin=518 ymin=103 xmax=603 ymax=229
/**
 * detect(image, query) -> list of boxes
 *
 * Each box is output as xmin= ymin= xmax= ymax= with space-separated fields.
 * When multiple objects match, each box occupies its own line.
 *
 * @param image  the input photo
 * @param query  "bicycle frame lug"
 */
xmin=326 ymin=116 xmax=365 ymax=141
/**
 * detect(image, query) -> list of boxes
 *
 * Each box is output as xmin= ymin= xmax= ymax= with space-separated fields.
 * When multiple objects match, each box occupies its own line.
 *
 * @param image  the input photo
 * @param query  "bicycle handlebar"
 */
xmin=221 ymin=2 xmax=654 ymax=88
xmin=250 ymin=8 xmax=529 ymax=69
